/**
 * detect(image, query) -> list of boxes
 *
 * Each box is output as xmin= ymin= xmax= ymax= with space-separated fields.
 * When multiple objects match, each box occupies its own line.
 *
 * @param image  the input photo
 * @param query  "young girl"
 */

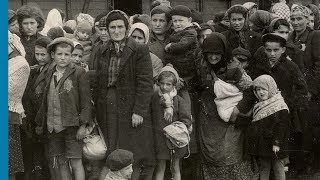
xmin=246 ymin=74 xmax=290 ymax=180
xmin=152 ymin=64 xmax=192 ymax=180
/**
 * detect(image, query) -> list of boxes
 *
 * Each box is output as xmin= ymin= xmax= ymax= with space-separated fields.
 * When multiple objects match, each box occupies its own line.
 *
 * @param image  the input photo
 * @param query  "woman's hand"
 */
xmin=273 ymin=145 xmax=280 ymax=153
xmin=76 ymin=124 xmax=87 ymax=140
xmin=132 ymin=113 xmax=143 ymax=127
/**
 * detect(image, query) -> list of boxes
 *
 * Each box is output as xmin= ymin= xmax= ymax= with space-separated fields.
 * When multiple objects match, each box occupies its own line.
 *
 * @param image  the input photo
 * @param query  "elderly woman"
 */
xmin=9 ymin=31 xmax=31 ymax=180
xmin=93 ymin=10 xmax=155 ymax=180
xmin=288 ymin=5 xmax=320 ymax=174
xmin=16 ymin=5 xmax=45 ymax=66
xmin=222 ymin=5 xmax=262 ymax=55
xmin=197 ymin=32 xmax=256 ymax=180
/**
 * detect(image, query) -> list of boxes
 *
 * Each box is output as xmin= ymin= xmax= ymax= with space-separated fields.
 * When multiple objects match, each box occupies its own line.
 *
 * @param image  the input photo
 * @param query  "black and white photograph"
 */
xmin=8 ymin=0 xmax=320 ymax=179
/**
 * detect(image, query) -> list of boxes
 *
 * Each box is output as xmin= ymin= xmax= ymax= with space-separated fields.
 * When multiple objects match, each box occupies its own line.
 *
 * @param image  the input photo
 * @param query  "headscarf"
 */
xmin=249 ymin=10 xmax=273 ymax=34
xmin=271 ymin=2 xmax=290 ymax=21
xmin=8 ymin=30 xmax=26 ymax=57
xmin=290 ymin=5 xmax=310 ymax=18
xmin=243 ymin=2 xmax=257 ymax=10
xmin=40 ymin=9 xmax=64 ymax=36
xmin=128 ymin=22 xmax=150 ymax=44
xmin=76 ymin=13 xmax=95 ymax=28
xmin=252 ymin=75 xmax=289 ymax=122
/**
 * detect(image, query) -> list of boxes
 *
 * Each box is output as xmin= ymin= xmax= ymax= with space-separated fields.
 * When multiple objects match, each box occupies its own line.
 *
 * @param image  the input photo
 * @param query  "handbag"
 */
xmin=83 ymin=118 xmax=107 ymax=160
xmin=163 ymin=121 xmax=190 ymax=149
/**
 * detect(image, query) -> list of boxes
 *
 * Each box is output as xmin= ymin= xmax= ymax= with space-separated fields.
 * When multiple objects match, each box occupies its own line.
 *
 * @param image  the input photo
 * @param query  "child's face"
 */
xmin=77 ymin=30 xmax=90 ymax=41
xmin=35 ymin=45 xmax=51 ymax=66
xmin=71 ymin=48 xmax=84 ymax=64
xmin=273 ymin=25 xmax=290 ymax=40
xmin=230 ymin=13 xmax=245 ymax=32
xmin=99 ymin=27 xmax=109 ymax=42
xmin=159 ymin=77 xmax=175 ymax=94
xmin=172 ymin=15 xmax=192 ymax=32
xmin=119 ymin=164 xmax=133 ymax=179
xmin=206 ymin=52 xmax=222 ymax=65
xmin=264 ymin=42 xmax=286 ymax=65
xmin=255 ymin=87 xmax=269 ymax=101
xmin=51 ymin=45 xmax=73 ymax=68
xmin=131 ymin=29 xmax=145 ymax=44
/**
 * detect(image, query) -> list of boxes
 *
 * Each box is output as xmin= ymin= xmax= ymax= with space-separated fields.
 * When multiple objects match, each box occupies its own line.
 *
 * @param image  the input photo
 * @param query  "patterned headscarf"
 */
xmin=290 ymin=5 xmax=310 ymax=18
xmin=271 ymin=2 xmax=290 ymax=21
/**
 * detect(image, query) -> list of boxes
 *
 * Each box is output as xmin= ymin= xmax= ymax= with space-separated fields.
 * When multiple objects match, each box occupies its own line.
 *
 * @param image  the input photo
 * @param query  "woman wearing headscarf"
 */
xmin=222 ymin=5 xmax=262 ymax=55
xmin=40 ymin=8 xmax=64 ymax=36
xmin=288 ymin=5 xmax=320 ymax=174
xmin=249 ymin=10 xmax=274 ymax=35
xmin=197 ymin=32 xmax=256 ymax=180
xmin=93 ymin=10 xmax=155 ymax=180
xmin=16 ymin=5 xmax=45 ymax=66
xmin=270 ymin=1 xmax=291 ymax=22
xmin=8 ymin=30 xmax=31 ymax=180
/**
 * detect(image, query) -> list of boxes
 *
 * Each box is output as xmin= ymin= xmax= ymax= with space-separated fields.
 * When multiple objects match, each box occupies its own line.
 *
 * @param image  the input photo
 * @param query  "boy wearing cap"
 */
xmin=35 ymin=37 xmax=92 ymax=180
xmin=104 ymin=149 xmax=134 ymax=180
xmin=164 ymin=5 xmax=199 ymax=82
xmin=73 ymin=22 xmax=93 ymax=65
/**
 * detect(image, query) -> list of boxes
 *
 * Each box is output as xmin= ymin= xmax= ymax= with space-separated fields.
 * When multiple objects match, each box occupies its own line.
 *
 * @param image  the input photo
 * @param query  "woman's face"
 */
xmin=230 ymin=13 xmax=245 ymax=31
xmin=21 ymin=17 xmax=38 ymax=36
xmin=308 ymin=15 xmax=315 ymax=30
xmin=108 ymin=20 xmax=126 ymax=42
xmin=131 ymin=29 xmax=145 ymax=44
xmin=99 ymin=27 xmax=109 ymax=42
xmin=273 ymin=25 xmax=290 ymax=40
xmin=255 ymin=87 xmax=269 ymax=101
xmin=151 ymin=13 xmax=168 ymax=35
xmin=206 ymin=52 xmax=222 ymax=65
xmin=290 ymin=15 xmax=308 ymax=32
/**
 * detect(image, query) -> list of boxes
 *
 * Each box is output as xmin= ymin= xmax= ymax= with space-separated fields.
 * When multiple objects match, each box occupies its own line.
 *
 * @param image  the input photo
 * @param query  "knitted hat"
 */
xmin=35 ymin=36 xmax=53 ymax=49
xmin=9 ymin=9 xmax=17 ymax=24
xmin=105 ymin=10 xmax=129 ymax=29
xmin=271 ymin=2 xmax=290 ymax=21
xmin=290 ymin=5 xmax=310 ymax=18
xmin=76 ymin=13 xmax=94 ymax=28
xmin=47 ymin=37 xmax=74 ymax=53
xmin=128 ymin=22 xmax=150 ymax=44
xmin=98 ymin=16 xmax=108 ymax=28
xmin=262 ymin=33 xmax=286 ymax=47
xmin=253 ymin=74 xmax=279 ymax=97
xmin=202 ymin=32 xmax=227 ymax=55
xmin=232 ymin=47 xmax=251 ymax=59
xmin=64 ymin=20 xmax=77 ymax=31
xmin=47 ymin=27 xmax=65 ymax=40
xmin=170 ymin=5 xmax=191 ymax=18
xmin=158 ymin=63 xmax=180 ymax=83
xmin=76 ymin=22 xmax=92 ymax=34
xmin=106 ymin=149 xmax=134 ymax=171
xmin=249 ymin=10 xmax=273 ymax=30
xmin=150 ymin=4 xmax=172 ymax=22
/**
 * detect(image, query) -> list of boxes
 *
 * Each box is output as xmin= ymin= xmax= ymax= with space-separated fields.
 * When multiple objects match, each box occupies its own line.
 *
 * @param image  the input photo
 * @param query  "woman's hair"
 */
xmin=226 ymin=5 xmax=248 ymax=19
xmin=157 ymin=71 xmax=177 ymax=85
xmin=16 ymin=5 xmax=45 ymax=32
xmin=272 ymin=18 xmax=290 ymax=30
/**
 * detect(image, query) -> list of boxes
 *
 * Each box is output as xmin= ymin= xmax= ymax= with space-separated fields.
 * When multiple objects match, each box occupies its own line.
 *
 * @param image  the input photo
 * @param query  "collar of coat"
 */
xmin=46 ymin=63 xmax=77 ymax=90
xmin=290 ymin=27 xmax=311 ymax=43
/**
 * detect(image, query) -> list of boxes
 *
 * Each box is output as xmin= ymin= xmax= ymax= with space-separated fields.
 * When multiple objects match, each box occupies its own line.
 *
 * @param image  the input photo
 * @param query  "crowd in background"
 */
xmin=8 ymin=0 xmax=320 ymax=180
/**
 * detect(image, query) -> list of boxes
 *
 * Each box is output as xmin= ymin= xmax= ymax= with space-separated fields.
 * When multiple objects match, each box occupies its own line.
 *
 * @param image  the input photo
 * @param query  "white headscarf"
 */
xmin=128 ymin=22 xmax=150 ymax=44
xmin=40 ymin=9 xmax=64 ymax=36
xmin=8 ymin=30 xmax=26 ymax=57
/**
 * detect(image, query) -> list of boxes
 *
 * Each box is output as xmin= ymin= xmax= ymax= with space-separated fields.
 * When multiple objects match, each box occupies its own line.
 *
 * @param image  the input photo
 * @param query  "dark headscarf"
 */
xmin=249 ymin=10 xmax=273 ymax=34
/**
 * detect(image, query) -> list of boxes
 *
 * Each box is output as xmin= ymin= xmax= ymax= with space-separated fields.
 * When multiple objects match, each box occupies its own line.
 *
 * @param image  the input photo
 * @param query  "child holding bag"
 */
xmin=152 ymin=64 xmax=192 ymax=180
xmin=246 ymin=75 xmax=290 ymax=180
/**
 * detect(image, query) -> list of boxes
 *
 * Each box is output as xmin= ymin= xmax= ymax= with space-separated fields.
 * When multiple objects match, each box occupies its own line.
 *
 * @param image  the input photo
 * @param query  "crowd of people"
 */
xmin=8 ymin=0 xmax=320 ymax=180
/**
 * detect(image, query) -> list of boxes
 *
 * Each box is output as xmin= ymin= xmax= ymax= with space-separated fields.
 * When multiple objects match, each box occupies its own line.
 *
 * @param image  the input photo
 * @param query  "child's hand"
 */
xmin=165 ymin=43 xmax=171 ymax=52
xmin=76 ymin=124 xmax=87 ymax=140
xmin=273 ymin=145 xmax=280 ymax=153
xmin=164 ymin=108 xmax=173 ymax=122
xmin=132 ymin=113 xmax=144 ymax=127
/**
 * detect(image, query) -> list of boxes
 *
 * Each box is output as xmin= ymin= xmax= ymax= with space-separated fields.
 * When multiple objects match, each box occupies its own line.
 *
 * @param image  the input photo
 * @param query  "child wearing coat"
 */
xmin=246 ymin=74 xmax=290 ymax=180
xmin=152 ymin=64 xmax=192 ymax=180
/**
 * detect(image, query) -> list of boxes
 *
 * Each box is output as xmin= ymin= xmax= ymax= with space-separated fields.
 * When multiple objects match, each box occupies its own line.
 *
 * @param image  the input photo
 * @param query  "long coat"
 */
xmin=93 ymin=38 xmax=155 ymax=162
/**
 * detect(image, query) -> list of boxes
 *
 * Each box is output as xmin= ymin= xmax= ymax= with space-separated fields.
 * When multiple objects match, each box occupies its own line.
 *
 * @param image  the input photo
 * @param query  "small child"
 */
xmin=104 ymin=149 xmax=134 ymax=180
xmin=164 ymin=5 xmax=199 ymax=81
xmin=246 ymin=75 xmax=290 ymax=180
xmin=35 ymin=37 xmax=92 ymax=180
xmin=152 ymin=64 xmax=192 ymax=180
xmin=73 ymin=21 xmax=93 ymax=65
xmin=72 ymin=41 xmax=89 ymax=71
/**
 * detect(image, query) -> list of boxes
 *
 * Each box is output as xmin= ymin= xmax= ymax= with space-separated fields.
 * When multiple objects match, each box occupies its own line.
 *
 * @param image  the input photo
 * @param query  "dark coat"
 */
xmin=20 ymin=33 xmax=44 ymax=66
xmin=94 ymin=37 xmax=155 ymax=162
xmin=288 ymin=28 xmax=320 ymax=98
xmin=250 ymin=55 xmax=309 ymax=132
xmin=151 ymin=87 xmax=192 ymax=159
xmin=213 ymin=23 xmax=229 ymax=33
xmin=222 ymin=28 xmax=262 ymax=56
xmin=149 ymin=32 xmax=167 ymax=62
xmin=165 ymin=26 xmax=199 ymax=79
xmin=35 ymin=64 xmax=92 ymax=129
xmin=245 ymin=109 xmax=290 ymax=159
xmin=252 ymin=42 xmax=305 ymax=74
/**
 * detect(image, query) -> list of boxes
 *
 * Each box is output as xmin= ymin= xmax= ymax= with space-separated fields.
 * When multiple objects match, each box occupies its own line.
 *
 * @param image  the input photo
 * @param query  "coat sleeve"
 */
xmin=309 ymin=31 xmax=320 ymax=96
xmin=77 ymin=69 xmax=93 ymax=125
xmin=133 ymin=44 xmax=154 ymax=118
xmin=177 ymin=95 xmax=192 ymax=128
xmin=167 ymin=31 xmax=197 ymax=54
xmin=273 ymin=110 xmax=290 ymax=148
xmin=289 ymin=61 xmax=309 ymax=108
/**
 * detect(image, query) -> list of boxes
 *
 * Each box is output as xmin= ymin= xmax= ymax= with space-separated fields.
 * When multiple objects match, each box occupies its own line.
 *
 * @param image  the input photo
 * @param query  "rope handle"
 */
xmin=92 ymin=118 xmax=107 ymax=147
